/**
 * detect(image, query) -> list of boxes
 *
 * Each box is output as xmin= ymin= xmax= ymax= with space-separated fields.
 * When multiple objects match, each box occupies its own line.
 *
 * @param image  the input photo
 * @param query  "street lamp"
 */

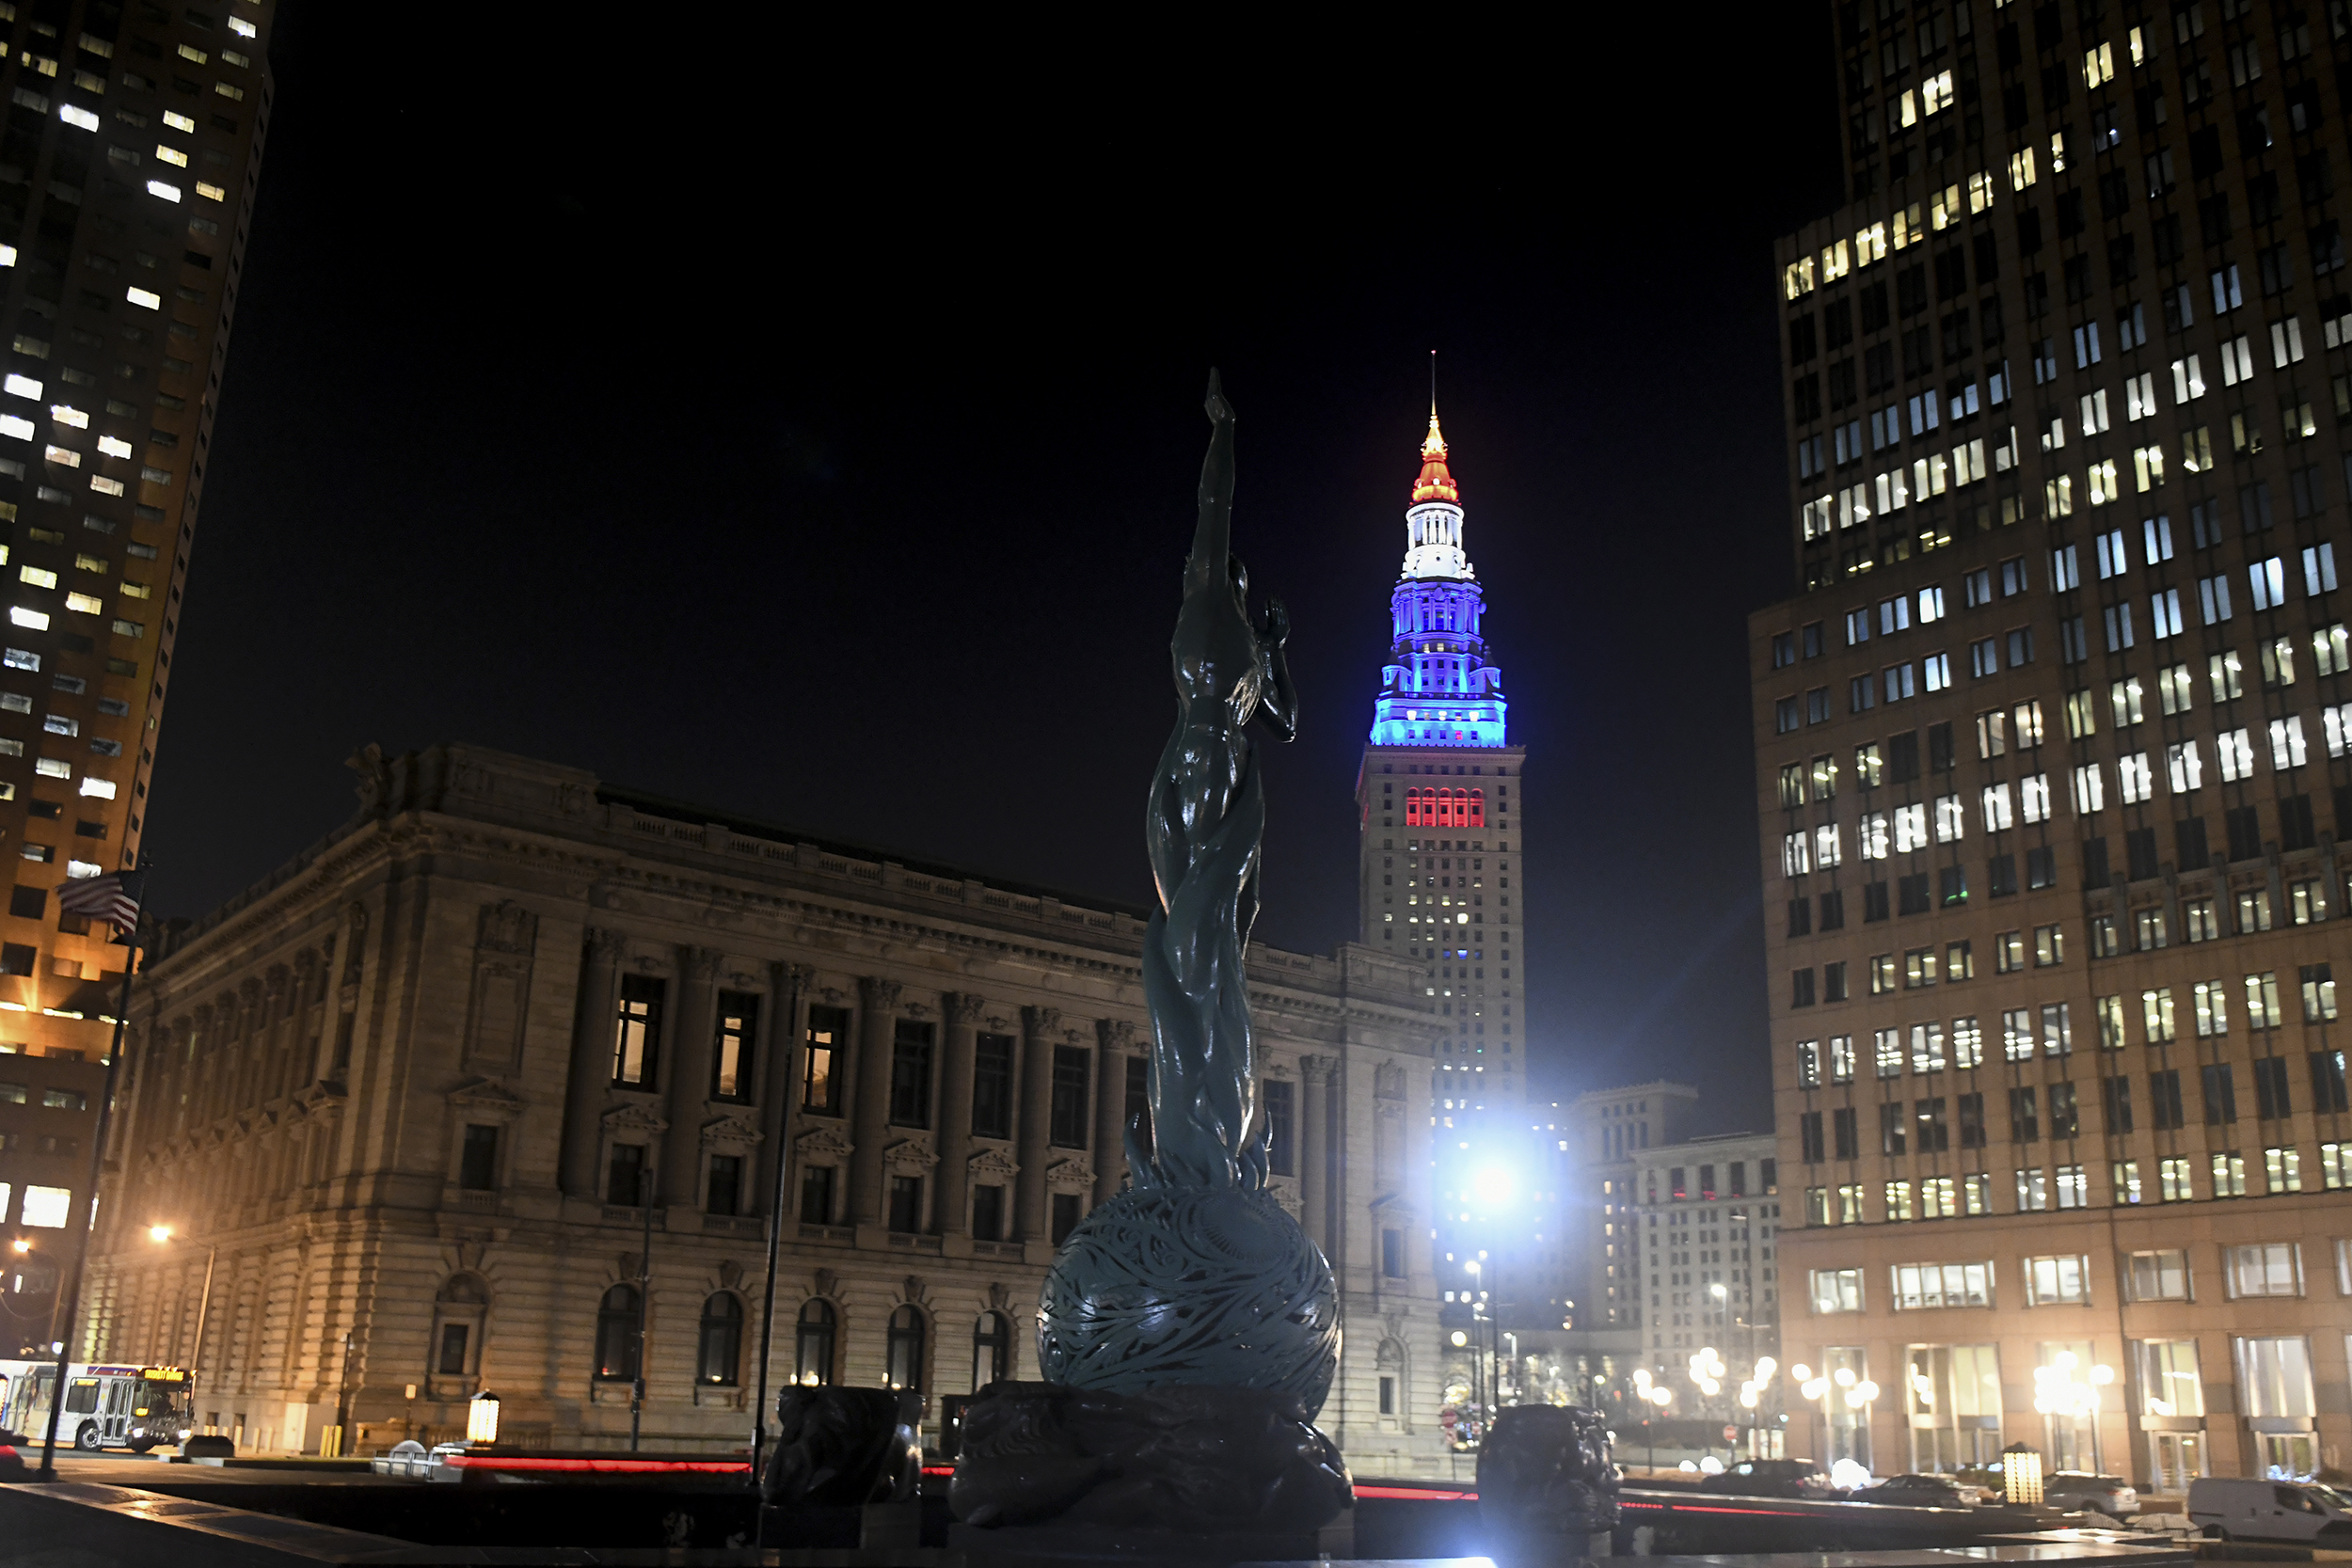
xmin=466 ymin=1390 xmax=501 ymax=1448
xmin=149 ymin=1226 xmax=216 ymax=1440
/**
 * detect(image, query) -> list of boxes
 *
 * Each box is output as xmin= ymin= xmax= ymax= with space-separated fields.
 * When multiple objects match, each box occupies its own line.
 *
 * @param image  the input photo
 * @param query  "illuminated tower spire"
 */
xmin=1370 ymin=397 xmax=1506 ymax=748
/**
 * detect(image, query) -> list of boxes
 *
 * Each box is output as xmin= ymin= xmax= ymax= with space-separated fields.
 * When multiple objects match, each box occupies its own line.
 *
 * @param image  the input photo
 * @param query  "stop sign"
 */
xmin=1723 ymin=1425 xmax=1738 ymax=1442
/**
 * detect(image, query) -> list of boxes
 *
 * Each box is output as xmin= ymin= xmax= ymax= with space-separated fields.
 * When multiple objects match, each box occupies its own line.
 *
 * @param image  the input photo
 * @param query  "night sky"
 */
xmin=147 ymin=10 xmax=1844 ymax=1130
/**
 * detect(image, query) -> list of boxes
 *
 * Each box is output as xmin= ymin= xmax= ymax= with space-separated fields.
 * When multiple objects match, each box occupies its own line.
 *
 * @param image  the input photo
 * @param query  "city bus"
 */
xmin=0 ymin=1361 xmax=194 ymax=1451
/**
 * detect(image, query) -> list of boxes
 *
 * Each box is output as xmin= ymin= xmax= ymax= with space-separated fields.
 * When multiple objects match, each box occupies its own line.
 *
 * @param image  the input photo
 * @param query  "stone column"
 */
xmin=1298 ymin=1055 xmax=1329 ymax=1255
xmin=1015 ymin=1005 xmax=1059 ymax=1242
xmin=849 ymin=977 xmax=900 ymax=1227
xmin=558 ymin=927 xmax=625 ymax=1199
xmin=660 ymin=946 xmax=723 ymax=1208
xmin=1092 ymin=1021 xmax=1134 ymax=1207
xmin=755 ymin=963 xmax=806 ymax=1226
xmin=935 ymin=994 xmax=983 ymax=1245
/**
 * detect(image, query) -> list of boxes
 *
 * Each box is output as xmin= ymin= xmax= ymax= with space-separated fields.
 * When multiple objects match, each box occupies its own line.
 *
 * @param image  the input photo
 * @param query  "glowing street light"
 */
xmin=466 ymin=1390 xmax=501 ymax=1447
xmin=1470 ymin=1166 xmax=1516 ymax=1208
xmin=147 ymin=1225 xmax=171 ymax=1243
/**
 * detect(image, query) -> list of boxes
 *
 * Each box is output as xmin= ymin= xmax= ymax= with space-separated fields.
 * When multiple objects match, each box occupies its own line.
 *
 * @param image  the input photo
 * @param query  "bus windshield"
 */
xmin=134 ymin=1379 xmax=190 ymax=1427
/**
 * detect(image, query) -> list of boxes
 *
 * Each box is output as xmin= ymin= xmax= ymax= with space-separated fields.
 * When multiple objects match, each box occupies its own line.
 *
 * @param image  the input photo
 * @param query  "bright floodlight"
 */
xmin=147 ymin=1225 xmax=172 ymax=1243
xmin=1470 ymin=1165 xmax=1516 ymax=1207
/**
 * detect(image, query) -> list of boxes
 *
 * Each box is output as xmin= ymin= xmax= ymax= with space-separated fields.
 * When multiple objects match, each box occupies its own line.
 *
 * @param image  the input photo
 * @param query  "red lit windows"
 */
xmin=1405 ymin=785 xmax=1487 ymax=828
xmin=1468 ymin=788 xmax=1485 ymax=827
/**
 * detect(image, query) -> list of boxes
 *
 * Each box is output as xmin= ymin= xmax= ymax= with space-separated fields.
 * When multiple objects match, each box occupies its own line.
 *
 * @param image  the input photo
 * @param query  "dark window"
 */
xmin=1790 ymin=312 xmax=1819 ymax=363
xmin=2049 ymin=1081 xmax=2080 ymax=1138
xmin=697 ymin=1292 xmax=741 ymax=1386
xmin=706 ymin=1153 xmax=741 ymax=1216
xmin=803 ymin=1005 xmax=848 ymax=1115
xmin=2226 ymin=805 xmax=2265 ymax=861
xmin=1123 ymin=1054 xmax=1151 ymax=1150
xmin=437 ymin=1323 xmax=469 ymax=1376
xmin=1381 ymin=1227 xmax=1404 ymax=1279
xmin=1915 ymin=1097 xmax=1949 ymax=1152
xmin=711 ymin=991 xmax=756 ymax=1101
xmin=799 ymin=1164 xmax=836 ymax=1225
xmin=888 ymin=1020 xmax=935 ymax=1128
xmin=1863 ymin=882 xmax=1890 ymax=922
xmin=1888 ymin=731 xmax=1920 ymax=783
xmin=886 ymin=1304 xmax=927 ymax=1391
xmin=457 ymin=1124 xmax=498 ymax=1191
xmin=2126 ymin=827 xmax=2160 ymax=881
xmin=1957 ymin=1092 xmax=1986 ymax=1148
xmin=2311 ymin=1051 xmax=2350 ymax=1114
xmin=973 ymin=1310 xmax=1011 ymax=1390
xmin=1833 ymin=1107 xmax=1859 ymax=1159
xmin=1898 ymin=263 xmax=1928 ymax=317
xmin=2176 ymin=816 xmax=2210 ymax=867
xmin=1898 ymin=873 xmax=1931 ymax=914
xmin=2082 ymin=836 xmax=2112 ymax=886
xmin=2280 ymin=794 xmax=2317 ymax=851
xmin=595 ymin=1284 xmax=640 ymax=1381
xmin=2101 ymin=1075 xmax=2134 ymax=1133
xmin=887 ymin=1173 xmax=923 ymax=1233
xmin=612 ymin=975 xmax=664 ymax=1087
xmin=1989 ymin=854 xmax=2018 ymax=896
xmin=1860 ymin=282 xmax=1888 ymax=333
xmin=971 ymin=1182 xmax=1005 ymax=1240
xmin=2150 ymin=1069 xmax=2185 ymax=1130
xmin=2027 ymin=847 xmax=2057 ymax=888
xmin=1880 ymin=1101 xmax=1907 ymax=1155
xmin=1263 ymin=1078 xmax=1295 ymax=1176
xmin=2017 ymin=205 xmax=2044 ymax=255
xmin=7 ymin=886 xmax=43 ymax=920
xmin=2253 ymin=1056 xmax=2293 ymax=1120
xmin=2009 ymin=1085 xmax=2040 ymax=1143
xmin=1049 ymin=1046 xmax=1090 ymax=1148
xmin=1788 ymin=896 xmax=1814 ymax=935
xmin=1937 ymin=865 xmax=1968 ymax=906
xmin=1792 ymin=968 xmax=1817 ymax=1007
xmin=1800 ymin=1111 xmax=1824 ymax=1163
xmin=1820 ymin=889 xmax=1846 ymax=929
xmin=794 ymin=1299 xmax=835 ymax=1386
xmin=1824 ymin=960 xmax=1848 ymax=1002
xmin=1827 ymin=295 xmax=1855 ymax=345
xmin=972 ymin=1033 xmax=1014 ymax=1139
xmin=1050 ymin=1191 xmax=1082 ymax=1244
xmin=606 ymin=1143 xmax=645 ymax=1208
xmin=1929 ymin=721 xmax=1955 ymax=773
xmin=2201 ymin=1063 xmax=2238 ymax=1123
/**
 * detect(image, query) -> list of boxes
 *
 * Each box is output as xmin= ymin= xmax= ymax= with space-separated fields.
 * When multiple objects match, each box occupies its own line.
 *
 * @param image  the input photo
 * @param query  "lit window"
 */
xmin=46 ymin=404 xmax=84 ymax=430
xmin=153 ymin=144 xmax=186 ymax=167
xmin=33 ymin=758 xmax=69 ymax=779
xmin=118 ymin=581 xmax=148 ymax=598
xmin=162 ymin=110 xmax=195 ymax=132
xmin=62 ymin=593 xmax=98 ymax=615
xmin=40 ymin=445 xmax=75 ymax=468
xmin=2 ymin=376 xmax=38 ymax=401
xmin=95 ymin=436 xmax=128 ymax=459
xmin=124 ymin=287 xmax=159 ymax=310
xmin=229 ymin=15 xmax=257 ymax=38
xmin=194 ymin=181 xmax=224 ymax=201
xmin=145 ymin=180 xmax=180 ymax=203
xmin=20 ymin=1184 xmax=69 ymax=1227
xmin=221 ymin=49 xmax=250 ymax=68
xmin=87 ymin=475 xmax=121 ymax=496
xmin=211 ymin=83 xmax=243 ymax=103
xmin=19 ymin=567 xmax=56 ymax=590
xmin=177 ymin=43 xmax=208 ymax=63
xmin=0 ymin=415 xmax=33 ymax=441
xmin=77 ymin=777 xmax=114 ymax=799
xmin=56 ymin=103 xmax=93 ymax=133
xmin=8 ymin=609 xmax=46 ymax=630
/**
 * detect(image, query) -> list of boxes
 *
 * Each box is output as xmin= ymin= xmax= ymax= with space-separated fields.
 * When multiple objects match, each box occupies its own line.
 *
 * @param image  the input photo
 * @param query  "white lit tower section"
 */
xmin=1355 ymin=405 xmax=1528 ymax=1118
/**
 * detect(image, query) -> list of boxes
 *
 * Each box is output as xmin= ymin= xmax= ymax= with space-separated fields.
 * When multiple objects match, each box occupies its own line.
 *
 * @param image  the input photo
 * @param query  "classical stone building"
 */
xmin=75 ymin=744 xmax=1449 ymax=1467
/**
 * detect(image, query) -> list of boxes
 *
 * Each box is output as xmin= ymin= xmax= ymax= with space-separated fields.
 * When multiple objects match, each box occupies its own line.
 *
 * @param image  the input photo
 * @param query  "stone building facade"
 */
xmin=75 ymin=744 xmax=1448 ymax=1467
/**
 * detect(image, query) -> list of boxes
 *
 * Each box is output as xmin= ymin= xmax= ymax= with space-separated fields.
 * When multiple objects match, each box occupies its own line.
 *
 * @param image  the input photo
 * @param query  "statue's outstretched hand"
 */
xmin=1204 ymin=369 xmax=1234 ymax=425
xmin=1260 ymin=598 xmax=1290 ymax=646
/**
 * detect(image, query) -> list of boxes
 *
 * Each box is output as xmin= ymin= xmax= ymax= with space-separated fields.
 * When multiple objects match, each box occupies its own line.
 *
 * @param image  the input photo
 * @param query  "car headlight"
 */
xmin=175 ymin=1429 xmax=191 ymax=1441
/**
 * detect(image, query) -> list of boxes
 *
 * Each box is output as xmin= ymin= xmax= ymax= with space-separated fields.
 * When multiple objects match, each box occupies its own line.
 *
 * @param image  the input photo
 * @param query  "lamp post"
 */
xmin=147 ymin=1227 xmax=216 ymax=1438
xmin=466 ymin=1389 xmax=501 ymax=1449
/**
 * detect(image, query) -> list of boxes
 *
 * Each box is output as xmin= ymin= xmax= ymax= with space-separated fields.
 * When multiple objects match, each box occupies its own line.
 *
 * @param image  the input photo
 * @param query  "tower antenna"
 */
xmin=1429 ymin=348 xmax=1437 ymax=415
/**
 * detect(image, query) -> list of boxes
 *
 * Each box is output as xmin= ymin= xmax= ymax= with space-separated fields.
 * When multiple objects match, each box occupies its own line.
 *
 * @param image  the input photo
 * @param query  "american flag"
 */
xmin=57 ymin=868 xmax=143 ymax=933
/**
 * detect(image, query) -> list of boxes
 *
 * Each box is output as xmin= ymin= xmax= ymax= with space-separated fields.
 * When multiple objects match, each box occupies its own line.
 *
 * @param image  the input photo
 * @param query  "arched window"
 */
xmin=1437 ymin=787 xmax=1454 ymax=826
xmin=972 ymin=1311 xmax=1010 ymax=1391
xmin=793 ymin=1299 xmax=835 ymax=1386
xmin=594 ymin=1284 xmax=639 ymax=1382
xmin=1404 ymin=788 xmax=1421 ymax=826
xmin=1469 ymin=788 xmax=1485 ymax=827
xmin=697 ymin=1292 xmax=742 ymax=1386
xmin=885 ymin=1304 xmax=927 ymax=1392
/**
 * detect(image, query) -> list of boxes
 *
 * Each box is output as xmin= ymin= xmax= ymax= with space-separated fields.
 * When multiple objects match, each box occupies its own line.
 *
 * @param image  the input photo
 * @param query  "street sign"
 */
xmin=1722 ymin=1424 xmax=1738 ymax=1442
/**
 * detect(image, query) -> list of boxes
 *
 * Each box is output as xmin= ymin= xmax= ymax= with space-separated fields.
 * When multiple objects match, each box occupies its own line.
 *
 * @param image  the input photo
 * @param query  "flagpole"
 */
xmin=38 ymin=902 xmax=142 ymax=1479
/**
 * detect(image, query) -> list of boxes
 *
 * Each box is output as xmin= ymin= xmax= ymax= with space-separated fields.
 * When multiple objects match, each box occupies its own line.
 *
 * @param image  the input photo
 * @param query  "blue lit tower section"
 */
xmin=1370 ymin=413 xmax=1507 ymax=749
xmin=1356 ymin=404 xmax=1528 ymax=1119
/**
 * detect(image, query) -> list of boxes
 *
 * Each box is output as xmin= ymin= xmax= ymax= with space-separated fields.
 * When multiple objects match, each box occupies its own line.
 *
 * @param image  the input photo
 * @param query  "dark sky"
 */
xmin=147 ymin=10 xmax=1843 ymax=1131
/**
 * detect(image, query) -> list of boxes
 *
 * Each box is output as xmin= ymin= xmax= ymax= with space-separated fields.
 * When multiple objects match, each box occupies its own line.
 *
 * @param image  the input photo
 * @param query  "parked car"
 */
xmin=2188 ymin=1478 xmax=2352 ymax=1543
xmin=0 ymin=1427 xmax=27 ymax=1482
xmin=2044 ymin=1472 xmax=2137 ymax=1518
xmin=1866 ymin=1472 xmax=1983 ymax=1507
xmin=1697 ymin=1458 xmax=1838 ymax=1499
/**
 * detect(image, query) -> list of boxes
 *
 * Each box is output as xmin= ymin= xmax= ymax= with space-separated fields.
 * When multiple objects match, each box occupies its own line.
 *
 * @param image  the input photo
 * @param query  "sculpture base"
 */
xmin=948 ymin=1381 xmax=1351 ymax=1547
xmin=949 ymin=1514 xmax=1353 ymax=1567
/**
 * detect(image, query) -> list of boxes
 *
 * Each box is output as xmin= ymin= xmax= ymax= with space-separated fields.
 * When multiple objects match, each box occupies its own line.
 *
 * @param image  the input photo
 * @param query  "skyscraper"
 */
xmin=0 ymin=2 xmax=273 ymax=1293
xmin=1759 ymin=0 xmax=2352 ymax=1487
xmin=1355 ymin=405 xmax=1529 ymax=1117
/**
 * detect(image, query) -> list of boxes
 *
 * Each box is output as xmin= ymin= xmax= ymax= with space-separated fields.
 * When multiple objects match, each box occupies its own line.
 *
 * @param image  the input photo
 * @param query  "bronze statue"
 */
xmin=1136 ymin=369 xmax=1297 ymax=1191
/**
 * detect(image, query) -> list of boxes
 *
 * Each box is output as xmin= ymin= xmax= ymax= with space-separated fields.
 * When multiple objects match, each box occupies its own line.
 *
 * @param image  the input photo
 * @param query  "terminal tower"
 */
xmin=1354 ymin=403 xmax=1529 ymax=1117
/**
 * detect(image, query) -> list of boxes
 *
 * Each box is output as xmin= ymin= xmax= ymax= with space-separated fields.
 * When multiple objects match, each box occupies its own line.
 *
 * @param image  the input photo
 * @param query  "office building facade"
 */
xmin=1761 ymin=0 xmax=2352 ymax=1485
xmin=0 ymin=0 xmax=272 ymax=1322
